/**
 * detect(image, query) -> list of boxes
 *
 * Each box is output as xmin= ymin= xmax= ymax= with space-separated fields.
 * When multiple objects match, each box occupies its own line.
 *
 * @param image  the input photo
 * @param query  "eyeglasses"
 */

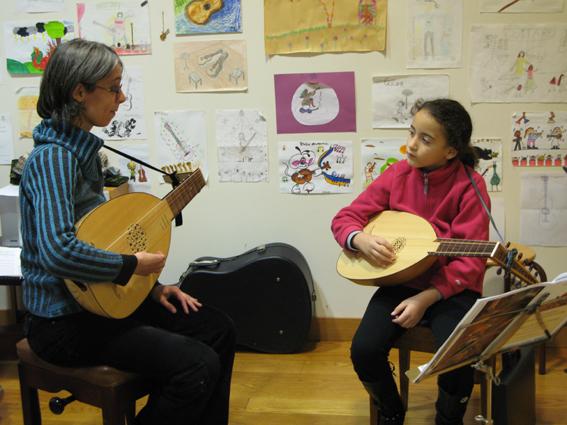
xmin=94 ymin=83 xmax=123 ymax=98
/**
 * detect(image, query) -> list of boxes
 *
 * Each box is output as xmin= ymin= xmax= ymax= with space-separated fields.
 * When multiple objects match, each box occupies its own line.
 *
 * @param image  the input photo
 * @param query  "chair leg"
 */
xmin=398 ymin=348 xmax=410 ymax=412
xmin=18 ymin=364 xmax=41 ymax=425
xmin=538 ymin=344 xmax=546 ymax=375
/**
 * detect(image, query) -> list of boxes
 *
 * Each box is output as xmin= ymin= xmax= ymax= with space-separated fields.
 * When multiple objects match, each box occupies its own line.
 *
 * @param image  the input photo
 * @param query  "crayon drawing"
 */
xmin=77 ymin=1 xmax=151 ymax=55
xmin=4 ymin=20 xmax=74 ymax=75
xmin=472 ymin=138 xmax=503 ymax=192
xmin=175 ymin=0 xmax=241 ymax=35
xmin=361 ymin=139 xmax=405 ymax=188
xmin=16 ymin=87 xmax=41 ymax=139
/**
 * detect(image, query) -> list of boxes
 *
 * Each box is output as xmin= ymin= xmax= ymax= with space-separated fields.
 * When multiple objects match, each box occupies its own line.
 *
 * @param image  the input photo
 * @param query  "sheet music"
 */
xmin=0 ymin=247 xmax=21 ymax=277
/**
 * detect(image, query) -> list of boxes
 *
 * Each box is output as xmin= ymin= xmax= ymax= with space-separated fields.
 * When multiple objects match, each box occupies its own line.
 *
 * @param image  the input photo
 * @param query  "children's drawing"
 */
xmin=480 ymin=0 xmax=564 ymax=13
xmin=511 ymin=112 xmax=567 ymax=168
xmin=18 ymin=0 xmax=65 ymax=13
xmin=279 ymin=141 xmax=353 ymax=194
xmin=92 ymin=66 xmax=146 ymax=141
xmin=4 ymin=20 xmax=74 ymax=75
xmin=216 ymin=109 xmax=268 ymax=183
xmin=106 ymin=144 xmax=152 ymax=193
xmin=174 ymin=40 xmax=247 ymax=92
xmin=361 ymin=139 xmax=405 ymax=188
xmin=77 ymin=1 xmax=151 ymax=55
xmin=408 ymin=0 xmax=462 ymax=68
xmin=520 ymin=174 xmax=567 ymax=246
xmin=154 ymin=110 xmax=208 ymax=180
xmin=275 ymin=72 xmax=356 ymax=134
xmin=472 ymin=138 xmax=503 ymax=192
xmin=264 ymin=0 xmax=387 ymax=55
xmin=470 ymin=24 xmax=567 ymax=103
xmin=16 ymin=87 xmax=41 ymax=139
xmin=175 ymin=0 xmax=241 ymax=35
xmin=372 ymin=75 xmax=449 ymax=129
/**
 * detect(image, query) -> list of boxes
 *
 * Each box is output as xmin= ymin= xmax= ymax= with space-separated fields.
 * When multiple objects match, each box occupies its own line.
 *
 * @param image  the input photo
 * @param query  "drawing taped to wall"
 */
xmin=279 ymin=141 xmax=353 ymax=194
xmin=480 ymin=0 xmax=564 ymax=13
xmin=274 ymin=72 xmax=356 ymax=134
xmin=264 ymin=0 xmax=387 ymax=55
xmin=470 ymin=24 xmax=567 ymax=103
xmin=174 ymin=40 xmax=247 ymax=92
xmin=511 ymin=111 xmax=567 ymax=168
xmin=472 ymin=137 xmax=503 ymax=192
xmin=77 ymin=0 xmax=151 ymax=55
xmin=154 ymin=110 xmax=208 ymax=180
xmin=407 ymin=0 xmax=463 ymax=68
xmin=372 ymin=74 xmax=449 ymax=128
xmin=361 ymin=139 xmax=405 ymax=188
xmin=92 ymin=66 xmax=146 ymax=141
xmin=4 ymin=20 xmax=74 ymax=75
xmin=175 ymin=0 xmax=242 ymax=35
xmin=216 ymin=109 xmax=268 ymax=183
xmin=16 ymin=87 xmax=41 ymax=139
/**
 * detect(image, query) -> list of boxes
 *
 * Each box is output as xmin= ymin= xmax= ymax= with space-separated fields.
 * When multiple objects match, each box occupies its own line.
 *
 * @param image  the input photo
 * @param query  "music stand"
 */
xmin=406 ymin=279 xmax=567 ymax=425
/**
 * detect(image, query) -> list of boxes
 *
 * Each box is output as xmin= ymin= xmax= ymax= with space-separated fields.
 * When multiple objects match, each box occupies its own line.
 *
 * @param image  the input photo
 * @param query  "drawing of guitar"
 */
xmin=186 ymin=0 xmax=223 ymax=25
xmin=336 ymin=211 xmax=538 ymax=287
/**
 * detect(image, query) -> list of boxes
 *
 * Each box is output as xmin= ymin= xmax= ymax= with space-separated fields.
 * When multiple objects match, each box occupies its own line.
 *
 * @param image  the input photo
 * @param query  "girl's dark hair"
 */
xmin=411 ymin=98 xmax=478 ymax=167
xmin=37 ymin=38 xmax=122 ymax=128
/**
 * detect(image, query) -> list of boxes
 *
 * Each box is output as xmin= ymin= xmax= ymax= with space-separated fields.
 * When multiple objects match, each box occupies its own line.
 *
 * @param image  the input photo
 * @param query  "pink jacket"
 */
xmin=332 ymin=159 xmax=490 ymax=298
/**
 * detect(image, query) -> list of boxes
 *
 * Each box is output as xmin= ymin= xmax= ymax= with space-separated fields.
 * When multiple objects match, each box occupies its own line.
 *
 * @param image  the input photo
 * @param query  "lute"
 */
xmin=336 ymin=211 xmax=537 ymax=287
xmin=65 ymin=168 xmax=206 ymax=319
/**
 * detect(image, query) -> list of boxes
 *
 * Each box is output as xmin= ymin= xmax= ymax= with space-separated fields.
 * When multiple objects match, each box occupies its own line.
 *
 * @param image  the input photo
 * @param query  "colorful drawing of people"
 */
xmin=112 ymin=11 xmax=130 ymax=49
xmin=547 ymin=126 xmax=563 ymax=149
xmin=299 ymin=87 xmax=318 ymax=113
xmin=513 ymin=130 xmax=523 ymax=151
xmin=513 ymin=51 xmax=526 ymax=77
xmin=358 ymin=0 xmax=377 ymax=25
xmin=524 ymin=64 xmax=536 ymax=93
xmin=364 ymin=161 xmax=376 ymax=187
xmin=524 ymin=127 xmax=542 ymax=149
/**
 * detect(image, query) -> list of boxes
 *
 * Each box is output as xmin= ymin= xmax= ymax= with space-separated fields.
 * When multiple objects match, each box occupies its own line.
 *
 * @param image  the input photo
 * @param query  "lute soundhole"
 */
xmin=127 ymin=223 xmax=148 ymax=252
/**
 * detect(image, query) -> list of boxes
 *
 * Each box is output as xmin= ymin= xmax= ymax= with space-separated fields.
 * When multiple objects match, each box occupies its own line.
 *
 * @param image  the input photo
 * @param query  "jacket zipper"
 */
xmin=423 ymin=172 xmax=429 ymax=195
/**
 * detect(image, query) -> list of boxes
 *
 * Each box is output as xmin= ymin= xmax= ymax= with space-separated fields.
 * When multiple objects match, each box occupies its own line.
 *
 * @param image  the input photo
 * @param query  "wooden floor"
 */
xmin=0 ymin=342 xmax=566 ymax=424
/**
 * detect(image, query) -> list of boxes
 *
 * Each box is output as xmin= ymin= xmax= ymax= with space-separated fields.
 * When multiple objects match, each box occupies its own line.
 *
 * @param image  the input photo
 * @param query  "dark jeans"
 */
xmin=351 ymin=286 xmax=480 ymax=398
xmin=26 ymin=288 xmax=236 ymax=425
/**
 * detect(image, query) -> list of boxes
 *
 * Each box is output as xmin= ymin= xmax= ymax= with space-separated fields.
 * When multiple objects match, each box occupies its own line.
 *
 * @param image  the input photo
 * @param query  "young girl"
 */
xmin=332 ymin=99 xmax=490 ymax=425
xmin=20 ymin=39 xmax=235 ymax=425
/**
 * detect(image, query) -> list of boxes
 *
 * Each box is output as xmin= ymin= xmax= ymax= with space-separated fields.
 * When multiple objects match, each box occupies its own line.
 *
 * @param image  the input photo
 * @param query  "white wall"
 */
xmin=0 ymin=1 xmax=566 ymax=316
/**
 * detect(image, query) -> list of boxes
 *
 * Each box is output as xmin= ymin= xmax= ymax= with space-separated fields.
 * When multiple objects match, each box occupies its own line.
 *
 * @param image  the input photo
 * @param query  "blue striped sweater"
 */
xmin=20 ymin=120 xmax=135 ymax=318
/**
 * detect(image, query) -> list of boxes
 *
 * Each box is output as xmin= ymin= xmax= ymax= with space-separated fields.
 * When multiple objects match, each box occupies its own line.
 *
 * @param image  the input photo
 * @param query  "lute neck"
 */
xmin=434 ymin=238 xmax=498 ymax=257
xmin=163 ymin=169 xmax=206 ymax=218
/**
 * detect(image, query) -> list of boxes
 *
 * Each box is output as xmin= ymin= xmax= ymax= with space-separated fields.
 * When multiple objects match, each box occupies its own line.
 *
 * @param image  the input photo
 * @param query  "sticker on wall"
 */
xmin=4 ymin=20 xmax=74 ymax=75
xmin=361 ymin=139 xmax=405 ymax=188
xmin=175 ymin=0 xmax=241 ymax=35
xmin=372 ymin=75 xmax=449 ymax=129
xmin=264 ymin=0 xmax=387 ymax=55
xmin=472 ymin=137 xmax=503 ymax=192
xmin=274 ymin=72 xmax=356 ymax=134
xmin=174 ymin=40 xmax=247 ymax=92
xmin=511 ymin=112 xmax=567 ymax=167
xmin=77 ymin=1 xmax=151 ymax=56
xmin=278 ymin=141 xmax=353 ymax=194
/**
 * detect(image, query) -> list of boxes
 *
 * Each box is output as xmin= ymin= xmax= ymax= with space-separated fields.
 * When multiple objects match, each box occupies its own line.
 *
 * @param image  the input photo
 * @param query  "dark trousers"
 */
xmin=26 ymin=288 xmax=236 ymax=425
xmin=351 ymin=286 xmax=480 ymax=399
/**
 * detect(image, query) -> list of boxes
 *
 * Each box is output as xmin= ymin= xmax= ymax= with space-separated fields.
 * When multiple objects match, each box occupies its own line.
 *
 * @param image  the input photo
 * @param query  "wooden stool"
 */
xmin=16 ymin=338 xmax=152 ymax=425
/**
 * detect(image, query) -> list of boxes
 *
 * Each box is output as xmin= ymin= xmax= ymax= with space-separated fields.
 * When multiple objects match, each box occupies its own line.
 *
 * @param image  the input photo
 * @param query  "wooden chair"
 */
xmin=16 ymin=338 xmax=152 ymax=425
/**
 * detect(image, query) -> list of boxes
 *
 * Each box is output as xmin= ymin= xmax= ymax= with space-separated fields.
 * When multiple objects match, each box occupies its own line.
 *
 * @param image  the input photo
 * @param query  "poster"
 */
xmin=175 ymin=0 xmax=241 ymax=35
xmin=274 ymin=72 xmax=356 ymax=134
xmin=407 ymin=0 xmax=463 ymax=68
xmin=4 ymin=20 xmax=74 ymax=75
xmin=372 ymin=75 xmax=449 ymax=129
xmin=279 ymin=141 xmax=353 ymax=194
xmin=264 ymin=0 xmax=387 ymax=55
xmin=216 ymin=109 xmax=268 ymax=183
xmin=511 ymin=112 xmax=567 ymax=167
xmin=174 ymin=40 xmax=247 ymax=92
xmin=470 ymin=24 xmax=567 ymax=103
xmin=77 ymin=1 xmax=151 ymax=55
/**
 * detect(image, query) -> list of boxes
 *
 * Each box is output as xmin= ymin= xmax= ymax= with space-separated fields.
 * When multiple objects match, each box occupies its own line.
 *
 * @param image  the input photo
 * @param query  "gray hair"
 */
xmin=37 ymin=38 xmax=122 ymax=128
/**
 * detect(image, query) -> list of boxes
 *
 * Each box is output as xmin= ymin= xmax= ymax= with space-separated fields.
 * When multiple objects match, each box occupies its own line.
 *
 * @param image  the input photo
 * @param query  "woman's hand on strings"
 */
xmin=352 ymin=232 xmax=396 ymax=267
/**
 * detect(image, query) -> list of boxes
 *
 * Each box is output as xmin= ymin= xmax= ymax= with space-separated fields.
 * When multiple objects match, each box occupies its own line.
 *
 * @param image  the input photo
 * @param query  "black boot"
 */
xmin=435 ymin=387 xmax=469 ymax=425
xmin=363 ymin=381 xmax=405 ymax=425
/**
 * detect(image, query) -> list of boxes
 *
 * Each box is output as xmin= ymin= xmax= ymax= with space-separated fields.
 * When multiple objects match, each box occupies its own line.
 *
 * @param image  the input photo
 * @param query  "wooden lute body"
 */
xmin=65 ymin=169 xmax=205 ymax=319
xmin=336 ymin=211 xmax=537 ymax=287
